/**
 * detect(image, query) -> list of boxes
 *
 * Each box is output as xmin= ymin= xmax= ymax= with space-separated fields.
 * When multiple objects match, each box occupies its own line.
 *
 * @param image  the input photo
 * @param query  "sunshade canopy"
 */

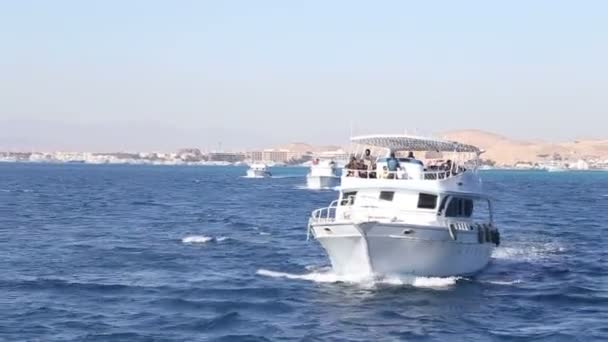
xmin=351 ymin=134 xmax=480 ymax=153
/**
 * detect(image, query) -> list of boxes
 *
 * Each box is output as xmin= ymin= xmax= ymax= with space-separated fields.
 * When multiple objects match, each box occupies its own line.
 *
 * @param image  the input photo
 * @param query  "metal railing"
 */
xmin=342 ymin=168 xmax=465 ymax=180
xmin=308 ymin=200 xmax=341 ymax=228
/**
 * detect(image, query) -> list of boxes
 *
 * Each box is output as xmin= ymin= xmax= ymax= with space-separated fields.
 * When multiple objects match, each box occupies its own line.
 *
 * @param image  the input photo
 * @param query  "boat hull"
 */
xmin=306 ymin=175 xmax=339 ymax=189
xmin=311 ymin=222 xmax=494 ymax=277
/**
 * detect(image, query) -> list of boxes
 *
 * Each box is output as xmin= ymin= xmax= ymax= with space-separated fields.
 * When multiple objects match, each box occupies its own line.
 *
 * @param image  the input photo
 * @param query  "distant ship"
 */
xmin=246 ymin=163 xmax=272 ymax=178
xmin=543 ymin=161 xmax=567 ymax=172
xmin=306 ymin=159 xmax=340 ymax=189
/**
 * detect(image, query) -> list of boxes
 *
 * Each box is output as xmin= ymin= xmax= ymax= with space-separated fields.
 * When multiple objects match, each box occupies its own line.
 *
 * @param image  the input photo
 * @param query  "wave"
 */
xmin=182 ymin=235 xmax=230 ymax=244
xmin=0 ymin=188 xmax=33 ymax=193
xmin=492 ymin=243 xmax=566 ymax=262
xmin=131 ymin=200 xmax=170 ymax=208
xmin=256 ymin=269 xmax=459 ymax=289
xmin=484 ymin=279 xmax=523 ymax=285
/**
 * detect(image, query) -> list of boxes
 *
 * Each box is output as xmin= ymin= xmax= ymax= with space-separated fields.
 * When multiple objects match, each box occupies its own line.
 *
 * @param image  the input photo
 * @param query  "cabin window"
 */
xmin=446 ymin=198 xmax=460 ymax=217
xmin=379 ymin=191 xmax=394 ymax=201
xmin=445 ymin=197 xmax=474 ymax=217
xmin=417 ymin=193 xmax=437 ymax=209
xmin=341 ymin=191 xmax=357 ymax=205
xmin=463 ymin=199 xmax=474 ymax=217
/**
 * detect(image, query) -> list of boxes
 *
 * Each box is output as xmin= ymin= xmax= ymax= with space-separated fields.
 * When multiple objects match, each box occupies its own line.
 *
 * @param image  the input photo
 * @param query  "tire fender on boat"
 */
xmin=484 ymin=225 xmax=491 ymax=243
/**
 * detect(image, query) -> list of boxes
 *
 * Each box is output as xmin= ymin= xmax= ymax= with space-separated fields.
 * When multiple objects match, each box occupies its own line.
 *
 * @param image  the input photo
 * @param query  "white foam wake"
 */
xmin=492 ymin=243 xmax=566 ymax=262
xmin=182 ymin=235 xmax=213 ymax=244
xmin=257 ymin=269 xmax=371 ymax=284
xmin=485 ymin=279 xmax=523 ymax=285
xmin=181 ymin=235 xmax=230 ymax=244
xmin=256 ymin=269 xmax=459 ymax=289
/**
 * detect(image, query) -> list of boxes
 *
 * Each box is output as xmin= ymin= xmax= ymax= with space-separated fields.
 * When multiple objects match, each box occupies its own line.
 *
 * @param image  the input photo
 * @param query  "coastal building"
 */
xmin=247 ymin=149 xmax=301 ymax=163
xmin=208 ymin=152 xmax=246 ymax=163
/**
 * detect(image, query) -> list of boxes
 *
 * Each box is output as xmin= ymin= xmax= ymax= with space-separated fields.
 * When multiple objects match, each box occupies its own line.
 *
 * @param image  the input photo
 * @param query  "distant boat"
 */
xmin=546 ymin=165 xmax=567 ymax=172
xmin=246 ymin=163 xmax=272 ymax=178
xmin=306 ymin=159 xmax=340 ymax=189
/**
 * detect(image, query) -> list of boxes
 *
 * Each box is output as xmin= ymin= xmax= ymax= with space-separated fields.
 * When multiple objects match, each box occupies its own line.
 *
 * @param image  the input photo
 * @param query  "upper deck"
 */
xmin=343 ymin=134 xmax=483 ymax=194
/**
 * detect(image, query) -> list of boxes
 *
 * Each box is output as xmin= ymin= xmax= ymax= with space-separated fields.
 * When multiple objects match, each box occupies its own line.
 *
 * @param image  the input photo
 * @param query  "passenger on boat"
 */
xmin=443 ymin=159 xmax=453 ymax=176
xmin=362 ymin=149 xmax=373 ymax=168
xmin=386 ymin=152 xmax=400 ymax=179
xmin=345 ymin=156 xmax=358 ymax=176
xmin=406 ymin=151 xmax=424 ymax=166
xmin=380 ymin=166 xmax=389 ymax=179
xmin=358 ymin=149 xmax=377 ymax=178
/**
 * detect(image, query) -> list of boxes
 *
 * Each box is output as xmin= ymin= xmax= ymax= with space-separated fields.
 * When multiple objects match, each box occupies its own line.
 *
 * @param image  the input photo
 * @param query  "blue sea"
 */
xmin=1 ymin=164 xmax=607 ymax=341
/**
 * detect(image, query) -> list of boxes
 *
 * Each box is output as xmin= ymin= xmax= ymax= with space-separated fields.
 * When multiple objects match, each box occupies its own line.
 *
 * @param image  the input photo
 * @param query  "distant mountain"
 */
xmin=442 ymin=129 xmax=608 ymax=165
xmin=273 ymin=130 xmax=608 ymax=166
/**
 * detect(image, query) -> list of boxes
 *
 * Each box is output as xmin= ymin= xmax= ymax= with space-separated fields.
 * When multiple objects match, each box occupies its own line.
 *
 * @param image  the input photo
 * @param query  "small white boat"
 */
xmin=546 ymin=166 xmax=567 ymax=172
xmin=306 ymin=159 xmax=340 ymax=189
xmin=307 ymin=134 xmax=500 ymax=278
xmin=246 ymin=163 xmax=272 ymax=178
xmin=544 ymin=161 xmax=567 ymax=172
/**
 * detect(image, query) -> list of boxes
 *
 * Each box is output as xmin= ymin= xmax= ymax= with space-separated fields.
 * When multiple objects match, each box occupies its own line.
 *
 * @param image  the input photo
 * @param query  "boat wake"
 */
xmin=492 ymin=242 xmax=566 ymax=262
xmin=256 ymin=268 xmax=459 ymax=289
xmin=484 ymin=279 xmax=523 ymax=286
xmin=181 ymin=235 xmax=229 ymax=244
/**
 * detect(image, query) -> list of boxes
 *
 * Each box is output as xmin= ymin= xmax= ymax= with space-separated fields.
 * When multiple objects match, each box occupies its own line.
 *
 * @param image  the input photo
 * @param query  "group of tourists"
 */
xmin=345 ymin=149 xmax=425 ymax=179
xmin=345 ymin=149 xmax=376 ymax=177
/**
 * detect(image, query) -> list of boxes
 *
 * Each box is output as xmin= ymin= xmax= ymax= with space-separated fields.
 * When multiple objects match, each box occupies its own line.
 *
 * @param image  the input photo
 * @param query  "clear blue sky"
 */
xmin=1 ymin=0 xmax=607 ymax=151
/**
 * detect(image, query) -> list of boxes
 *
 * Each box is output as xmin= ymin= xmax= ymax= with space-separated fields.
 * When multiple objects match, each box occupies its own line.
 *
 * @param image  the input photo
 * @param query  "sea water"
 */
xmin=1 ymin=164 xmax=607 ymax=341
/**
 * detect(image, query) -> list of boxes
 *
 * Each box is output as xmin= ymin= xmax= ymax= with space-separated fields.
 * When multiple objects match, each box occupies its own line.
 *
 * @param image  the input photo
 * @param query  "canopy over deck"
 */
xmin=351 ymin=134 xmax=480 ymax=153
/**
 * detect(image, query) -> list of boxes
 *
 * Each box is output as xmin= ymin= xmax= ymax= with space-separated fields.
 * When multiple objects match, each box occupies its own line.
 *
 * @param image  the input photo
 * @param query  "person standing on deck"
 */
xmin=361 ymin=149 xmax=376 ymax=178
xmin=406 ymin=151 xmax=424 ymax=166
xmin=386 ymin=152 xmax=400 ymax=179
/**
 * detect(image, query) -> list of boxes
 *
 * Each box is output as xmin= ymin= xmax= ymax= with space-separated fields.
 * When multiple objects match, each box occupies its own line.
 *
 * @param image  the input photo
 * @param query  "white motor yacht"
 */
xmin=307 ymin=134 xmax=500 ymax=277
xmin=246 ymin=163 xmax=272 ymax=178
xmin=306 ymin=159 xmax=340 ymax=189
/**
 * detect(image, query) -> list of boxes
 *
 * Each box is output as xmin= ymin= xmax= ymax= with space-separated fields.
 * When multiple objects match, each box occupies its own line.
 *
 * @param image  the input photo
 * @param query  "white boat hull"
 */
xmin=306 ymin=175 xmax=339 ymax=189
xmin=246 ymin=169 xmax=271 ymax=178
xmin=311 ymin=222 xmax=495 ymax=277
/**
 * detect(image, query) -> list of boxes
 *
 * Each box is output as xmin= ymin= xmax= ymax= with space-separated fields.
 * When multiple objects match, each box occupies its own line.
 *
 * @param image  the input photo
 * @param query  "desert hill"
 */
xmin=442 ymin=130 xmax=608 ymax=165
